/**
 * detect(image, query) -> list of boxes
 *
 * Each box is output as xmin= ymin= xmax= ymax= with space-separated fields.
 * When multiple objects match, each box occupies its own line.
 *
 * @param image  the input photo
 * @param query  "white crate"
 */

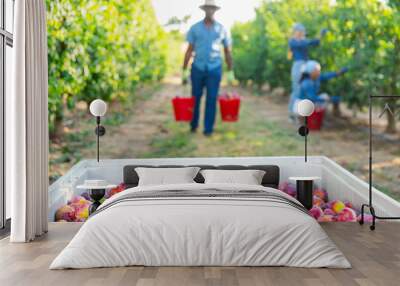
xmin=48 ymin=156 xmax=400 ymax=221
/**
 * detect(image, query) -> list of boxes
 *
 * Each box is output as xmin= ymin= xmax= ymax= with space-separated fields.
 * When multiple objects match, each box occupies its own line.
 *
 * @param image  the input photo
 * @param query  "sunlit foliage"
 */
xmin=47 ymin=0 xmax=167 ymax=136
xmin=232 ymin=0 xmax=400 ymax=131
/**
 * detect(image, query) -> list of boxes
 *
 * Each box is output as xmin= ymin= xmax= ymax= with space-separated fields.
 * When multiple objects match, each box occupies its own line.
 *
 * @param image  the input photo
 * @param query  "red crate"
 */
xmin=308 ymin=108 xmax=325 ymax=130
xmin=219 ymin=93 xmax=241 ymax=122
xmin=172 ymin=97 xmax=195 ymax=122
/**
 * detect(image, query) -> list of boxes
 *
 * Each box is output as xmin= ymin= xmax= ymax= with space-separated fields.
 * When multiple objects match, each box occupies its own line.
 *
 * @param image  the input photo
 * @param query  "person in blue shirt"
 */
xmin=182 ymin=0 xmax=234 ymax=136
xmin=288 ymin=23 xmax=327 ymax=121
xmin=298 ymin=60 xmax=348 ymax=105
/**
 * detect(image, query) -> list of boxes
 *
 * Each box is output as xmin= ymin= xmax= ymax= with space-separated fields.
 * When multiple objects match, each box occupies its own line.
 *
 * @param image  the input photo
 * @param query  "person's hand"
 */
xmin=320 ymin=28 xmax=329 ymax=38
xmin=227 ymin=70 xmax=235 ymax=85
xmin=338 ymin=67 xmax=349 ymax=75
xmin=182 ymin=69 xmax=190 ymax=85
xmin=287 ymin=50 xmax=293 ymax=60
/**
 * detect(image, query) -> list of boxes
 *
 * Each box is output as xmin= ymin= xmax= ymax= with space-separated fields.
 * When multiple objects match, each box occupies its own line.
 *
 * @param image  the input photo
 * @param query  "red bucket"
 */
xmin=172 ymin=97 xmax=195 ymax=122
xmin=308 ymin=108 xmax=325 ymax=130
xmin=219 ymin=93 xmax=241 ymax=122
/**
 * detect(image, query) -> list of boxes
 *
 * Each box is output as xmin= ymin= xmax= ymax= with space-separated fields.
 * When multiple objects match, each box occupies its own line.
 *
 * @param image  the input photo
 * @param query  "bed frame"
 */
xmin=123 ymin=165 xmax=280 ymax=189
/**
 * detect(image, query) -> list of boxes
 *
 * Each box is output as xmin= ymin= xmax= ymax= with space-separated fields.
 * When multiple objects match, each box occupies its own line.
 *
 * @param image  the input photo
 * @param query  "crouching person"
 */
xmin=298 ymin=60 xmax=348 ymax=109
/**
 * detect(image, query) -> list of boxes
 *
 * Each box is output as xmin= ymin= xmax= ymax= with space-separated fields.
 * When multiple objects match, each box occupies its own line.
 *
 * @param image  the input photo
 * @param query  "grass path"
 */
xmin=51 ymin=78 xmax=400 ymax=200
xmin=94 ymin=79 xmax=305 ymax=159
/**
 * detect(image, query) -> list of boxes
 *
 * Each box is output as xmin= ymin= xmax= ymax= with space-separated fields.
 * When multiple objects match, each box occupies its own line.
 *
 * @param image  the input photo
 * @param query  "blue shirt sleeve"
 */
xmin=222 ymin=26 xmax=231 ymax=48
xmin=289 ymin=38 xmax=320 ymax=49
xmin=320 ymin=72 xmax=338 ymax=82
xmin=186 ymin=26 xmax=195 ymax=45
xmin=307 ymin=39 xmax=320 ymax=47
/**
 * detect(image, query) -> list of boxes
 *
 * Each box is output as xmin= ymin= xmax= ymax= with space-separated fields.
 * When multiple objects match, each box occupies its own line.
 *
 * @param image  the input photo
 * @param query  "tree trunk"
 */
xmin=332 ymin=102 xmax=341 ymax=117
xmin=49 ymin=112 xmax=64 ymax=141
xmin=50 ymin=93 xmax=69 ymax=141
xmin=385 ymin=100 xmax=396 ymax=134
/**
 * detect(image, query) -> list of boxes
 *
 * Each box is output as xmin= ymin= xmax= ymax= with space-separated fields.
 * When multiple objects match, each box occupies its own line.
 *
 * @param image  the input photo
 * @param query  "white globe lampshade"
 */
xmin=297 ymin=99 xmax=315 ymax=117
xmin=89 ymin=99 xmax=107 ymax=117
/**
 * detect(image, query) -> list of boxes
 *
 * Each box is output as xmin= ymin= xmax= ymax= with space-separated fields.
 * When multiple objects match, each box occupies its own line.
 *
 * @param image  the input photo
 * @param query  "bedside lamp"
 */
xmin=297 ymin=99 xmax=315 ymax=162
xmin=89 ymin=99 xmax=107 ymax=162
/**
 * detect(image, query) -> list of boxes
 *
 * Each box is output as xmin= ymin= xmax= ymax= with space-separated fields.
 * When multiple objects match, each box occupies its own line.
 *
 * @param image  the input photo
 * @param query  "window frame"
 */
xmin=1 ymin=0 xmax=14 ymax=231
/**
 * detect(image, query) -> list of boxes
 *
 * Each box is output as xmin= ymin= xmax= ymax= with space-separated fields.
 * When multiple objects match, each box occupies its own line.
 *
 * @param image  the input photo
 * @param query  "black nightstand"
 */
xmin=289 ymin=177 xmax=320 ymax=210
xmin=88 ymin=189 xmax=106 ymax=214
xmin=77 ymin=180 xmax=117 ymax=215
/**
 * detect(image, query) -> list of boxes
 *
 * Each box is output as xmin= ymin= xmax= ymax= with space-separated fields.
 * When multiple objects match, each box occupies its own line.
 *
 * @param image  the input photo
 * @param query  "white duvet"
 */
xmin=50 ymin=183 xmax=351 ymax=269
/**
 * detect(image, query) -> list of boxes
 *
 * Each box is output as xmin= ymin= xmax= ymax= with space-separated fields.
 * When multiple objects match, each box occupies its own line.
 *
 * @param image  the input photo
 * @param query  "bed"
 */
xmin=50 ymin=165 xmax=351 ymax=269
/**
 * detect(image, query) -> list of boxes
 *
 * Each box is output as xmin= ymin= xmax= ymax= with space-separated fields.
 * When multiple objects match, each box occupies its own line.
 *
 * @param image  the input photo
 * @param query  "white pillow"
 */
xmin=200 ymin=169 xmax=266 ymax=185
xmin=135 ymin=167 xmax=200 ymax=186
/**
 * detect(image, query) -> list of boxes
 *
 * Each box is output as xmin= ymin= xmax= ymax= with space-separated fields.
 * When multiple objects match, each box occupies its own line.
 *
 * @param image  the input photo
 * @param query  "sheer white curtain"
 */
xmin=7 ymin=0 xmax=48 ymax=242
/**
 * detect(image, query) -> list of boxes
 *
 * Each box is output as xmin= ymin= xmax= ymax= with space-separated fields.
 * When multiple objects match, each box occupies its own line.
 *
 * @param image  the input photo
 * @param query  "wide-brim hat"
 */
xmin=200 ymin=0 xmax=220 ymax=10
xmin=77 ymin=180 xmax=117 ymax=190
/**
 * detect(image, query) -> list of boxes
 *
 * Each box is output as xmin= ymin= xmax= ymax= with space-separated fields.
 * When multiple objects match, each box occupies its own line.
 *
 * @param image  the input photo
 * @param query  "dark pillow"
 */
xmin=123 ymin=164 xmax=279 ymax=189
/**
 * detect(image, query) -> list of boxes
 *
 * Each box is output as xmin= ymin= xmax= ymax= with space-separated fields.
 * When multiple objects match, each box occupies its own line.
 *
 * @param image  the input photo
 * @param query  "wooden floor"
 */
xmin=0 ymin=222 xmax=399 ymax=286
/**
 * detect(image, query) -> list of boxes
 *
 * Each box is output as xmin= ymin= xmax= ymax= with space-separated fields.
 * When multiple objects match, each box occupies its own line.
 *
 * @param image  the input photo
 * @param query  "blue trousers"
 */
xmin=190 ymin=65 xmax=222 ymax=134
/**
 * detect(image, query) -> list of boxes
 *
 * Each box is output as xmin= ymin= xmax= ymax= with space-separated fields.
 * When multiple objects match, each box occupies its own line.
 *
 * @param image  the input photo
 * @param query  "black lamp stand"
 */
xmin=298 ymin=117 xmax=309 ymax=162
xmin=88 ymin=188 xmax=106 ymax=215
xmin=359 ymin=95 xmax=400 ymax=230
xmin=95 ymin=116 xmax=106 ymax=162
